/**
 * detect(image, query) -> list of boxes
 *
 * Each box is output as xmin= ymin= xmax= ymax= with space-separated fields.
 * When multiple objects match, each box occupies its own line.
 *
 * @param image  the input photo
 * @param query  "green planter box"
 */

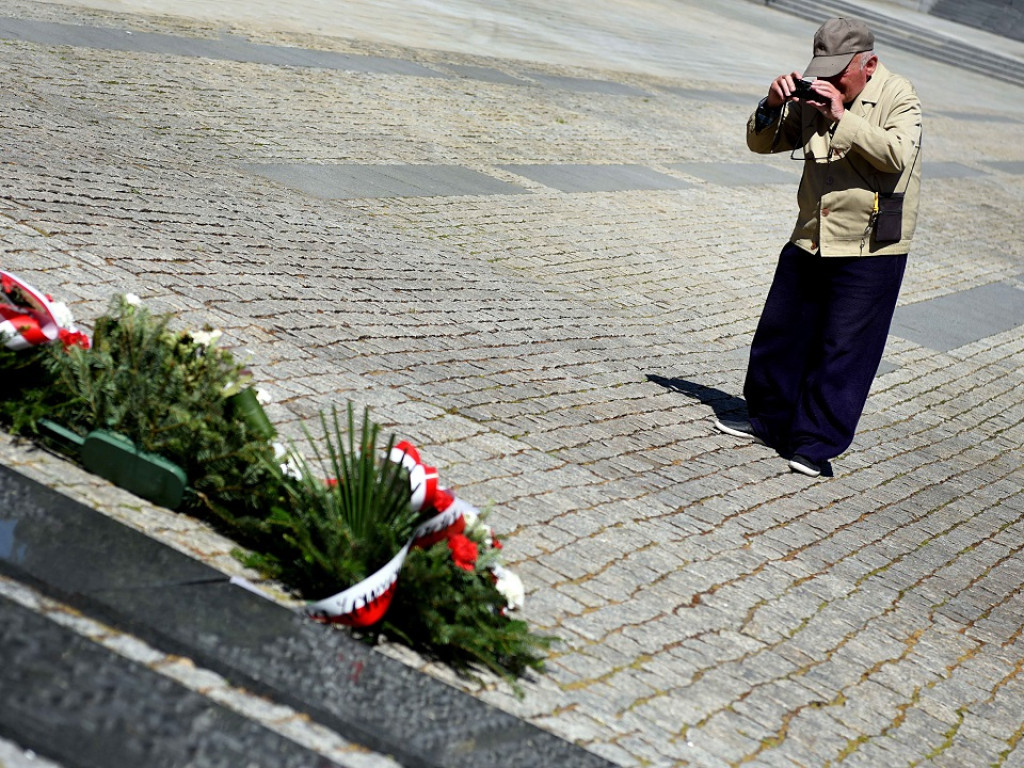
xmin=39 ymin=420 xmax=187 ymax=509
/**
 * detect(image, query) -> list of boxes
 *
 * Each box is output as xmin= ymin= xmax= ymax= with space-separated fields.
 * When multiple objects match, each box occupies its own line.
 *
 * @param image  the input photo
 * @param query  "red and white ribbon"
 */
xmin=305 ymin=442 xmax=477 ymax=626
xmin=412 ymin=490 xmax=469 ymax=548
xmin=0 ymin=269 xmax=90 ymax=350
xmin=389 ymin=440 xmax=421 ymax=470
xmin=306 ymin=541 xmax=412 ymax=627
xmin=409 ymin=463 xmax=439 ymax=513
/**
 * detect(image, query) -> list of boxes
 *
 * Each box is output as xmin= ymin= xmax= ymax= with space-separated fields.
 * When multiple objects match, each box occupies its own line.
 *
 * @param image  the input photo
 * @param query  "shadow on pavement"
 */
xmin=646 ymin=373 xmax=835 ymax=478
xmin=646 ymin=373 xmax=747 ymax=419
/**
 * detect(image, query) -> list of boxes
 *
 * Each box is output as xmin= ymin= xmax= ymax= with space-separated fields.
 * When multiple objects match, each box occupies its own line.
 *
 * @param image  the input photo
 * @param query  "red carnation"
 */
xmin=447 ymin=533 xmax=478 ymax=572
xmin=58 ymin=328 xmax=91 ymax=350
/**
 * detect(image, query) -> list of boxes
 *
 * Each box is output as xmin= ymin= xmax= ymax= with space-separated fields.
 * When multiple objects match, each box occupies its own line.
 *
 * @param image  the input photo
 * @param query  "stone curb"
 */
xmin=0 ymin=464 xmax=613 ymax=768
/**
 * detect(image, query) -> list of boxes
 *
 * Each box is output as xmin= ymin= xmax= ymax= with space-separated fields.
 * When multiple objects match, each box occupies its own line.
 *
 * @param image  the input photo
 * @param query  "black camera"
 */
xmin=791 ymin=78 xmax=829 ymax=105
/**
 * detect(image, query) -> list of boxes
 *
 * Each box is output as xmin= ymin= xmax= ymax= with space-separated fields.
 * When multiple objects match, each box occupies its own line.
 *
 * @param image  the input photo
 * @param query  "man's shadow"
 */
xmin=645 ymin=374 xmax=748 ymax=420
xmin=645 ymin=374 xmax=834 ymax=477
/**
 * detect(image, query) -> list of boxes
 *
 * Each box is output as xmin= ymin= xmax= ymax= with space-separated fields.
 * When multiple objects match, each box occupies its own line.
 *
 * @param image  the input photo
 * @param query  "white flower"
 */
xmin=123 ymin=293 xmax=142 ymax=306
xmin=461 ymin=505 xmax=479 ymax=524
xmin=48 ymin=301 xmax=75 ymax=329
xmin=190 ymin=328 xmax=222 ymax=347
xmin=492 ymin=565 xmax=525 ymax=611
xmin=255 ymin=388 xmax=272 ymax=405
xmin=273 ymin=442 xmax=303 ymax=480
xmin=460 ymin=507 xmax=499 ymax=548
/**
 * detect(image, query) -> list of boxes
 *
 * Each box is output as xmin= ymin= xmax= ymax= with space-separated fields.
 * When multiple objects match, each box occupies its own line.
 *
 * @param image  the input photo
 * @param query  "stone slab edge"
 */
xmin=0 ymin=463 xmax=614 ymax=768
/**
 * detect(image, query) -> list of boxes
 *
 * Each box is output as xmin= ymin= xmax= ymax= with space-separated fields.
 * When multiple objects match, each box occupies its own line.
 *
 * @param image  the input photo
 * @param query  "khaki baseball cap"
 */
xmin=803 ymin=17 xmax=875 ymax=78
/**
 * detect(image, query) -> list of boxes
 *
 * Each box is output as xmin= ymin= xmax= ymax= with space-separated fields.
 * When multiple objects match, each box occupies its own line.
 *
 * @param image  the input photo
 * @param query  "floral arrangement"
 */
xmin=253 ymin=418 xmax=551 ymax=690
xmin=0 ymin=269 xmax=552 ymax=693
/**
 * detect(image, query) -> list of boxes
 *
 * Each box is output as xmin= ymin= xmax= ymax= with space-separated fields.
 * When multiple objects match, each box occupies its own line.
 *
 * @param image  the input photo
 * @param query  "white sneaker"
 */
xmin=788 ymin=454 xmax=822 ymax=478
xmin=714 ymin=418 xmax=757 ymax=439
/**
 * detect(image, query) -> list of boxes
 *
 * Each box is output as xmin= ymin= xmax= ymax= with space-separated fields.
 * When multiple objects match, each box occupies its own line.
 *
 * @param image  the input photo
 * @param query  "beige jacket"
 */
xmin=747 ymin=63 xmax=922 ymax=257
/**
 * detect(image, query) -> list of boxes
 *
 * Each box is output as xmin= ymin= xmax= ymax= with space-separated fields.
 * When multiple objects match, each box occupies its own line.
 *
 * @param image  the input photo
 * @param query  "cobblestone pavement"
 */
xmin=2 ymin=0 xmax=1024 ymax=765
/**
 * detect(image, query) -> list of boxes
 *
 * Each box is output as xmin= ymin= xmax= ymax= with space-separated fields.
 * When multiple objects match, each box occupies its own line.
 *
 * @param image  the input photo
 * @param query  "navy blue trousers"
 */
xmin=744 ymin=243 xmax=907 ymax=463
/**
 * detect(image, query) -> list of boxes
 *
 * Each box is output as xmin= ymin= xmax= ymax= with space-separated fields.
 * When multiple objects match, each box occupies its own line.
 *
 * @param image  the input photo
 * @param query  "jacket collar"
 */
xmin=849 ymin=61 xmax=890 ymax=111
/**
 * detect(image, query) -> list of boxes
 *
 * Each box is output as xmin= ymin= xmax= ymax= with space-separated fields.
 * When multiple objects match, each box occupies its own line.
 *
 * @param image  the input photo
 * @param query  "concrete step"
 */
xmin=930 ymin=0 xmax=1024 ymax=44
xmin=759 ymin=0 xmax=1024 ymax=88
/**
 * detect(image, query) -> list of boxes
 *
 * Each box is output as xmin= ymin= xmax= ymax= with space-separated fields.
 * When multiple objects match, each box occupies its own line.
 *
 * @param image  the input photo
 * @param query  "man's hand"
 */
xmin=765 ymin=71 xmax=802 ymax=109
xmin=766 ymin=74 xmax=845 ymax=123
xmin=800 ymin=79 xmax=844 ymax=122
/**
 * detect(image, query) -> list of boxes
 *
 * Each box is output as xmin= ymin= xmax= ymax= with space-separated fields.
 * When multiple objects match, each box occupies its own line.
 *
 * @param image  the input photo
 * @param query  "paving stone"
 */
xmin=892 ymin=281 xmax=1024 ymax=352
xmin=669 ymin=161 xmax=798 ymax=186
xmin=499 ymin=164 xmax=693 ymax=193
xmin=924 ymin=161 xmax=991 ymax=178
xmin=246 ymin=163 xmax=528 ymax=199
xmin=983 ymin=160 xmax=1024 ymax=174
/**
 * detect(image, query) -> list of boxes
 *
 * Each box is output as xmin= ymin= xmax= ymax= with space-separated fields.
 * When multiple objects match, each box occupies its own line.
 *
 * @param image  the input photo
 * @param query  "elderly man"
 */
xmin=716 ymin=17 xmax=922 ymax=477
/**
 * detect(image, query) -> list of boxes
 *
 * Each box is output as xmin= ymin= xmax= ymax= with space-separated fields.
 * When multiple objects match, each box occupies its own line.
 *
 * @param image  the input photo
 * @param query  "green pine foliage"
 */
xmin=2 ymin=295 xmax=282 ymax=523
xmin=372 ymin=541 xmax=555 ymax=694
xmin=0 ymin=344 xmax=54 ymax=432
